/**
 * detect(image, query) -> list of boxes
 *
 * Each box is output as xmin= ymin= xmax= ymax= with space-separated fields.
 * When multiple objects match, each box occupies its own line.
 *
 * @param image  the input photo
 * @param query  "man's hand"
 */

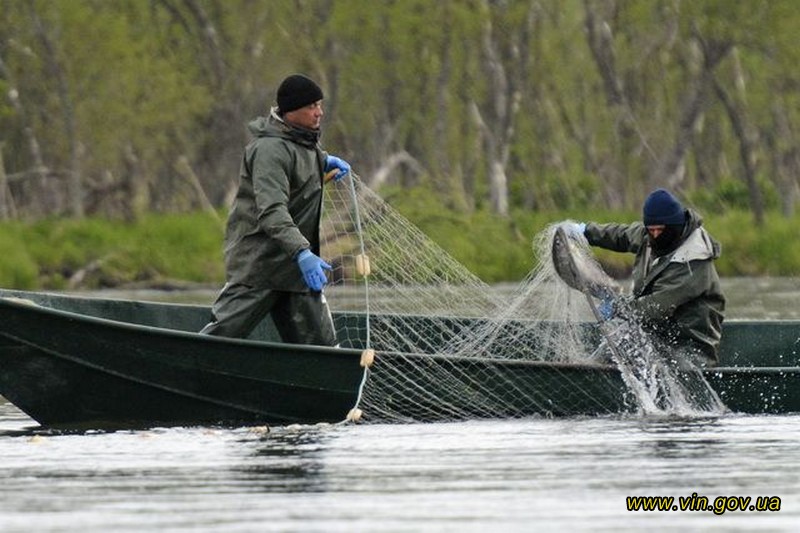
xmin=296 ymin=249 xmax=332 ymax=292
xmin=325 ymin=155 xmax=351 ymax=182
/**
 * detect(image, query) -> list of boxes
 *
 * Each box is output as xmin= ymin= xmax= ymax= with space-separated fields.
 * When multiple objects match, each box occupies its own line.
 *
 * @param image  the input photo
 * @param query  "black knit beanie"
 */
xmin=277 ymin=74 xmax=324 ymax=114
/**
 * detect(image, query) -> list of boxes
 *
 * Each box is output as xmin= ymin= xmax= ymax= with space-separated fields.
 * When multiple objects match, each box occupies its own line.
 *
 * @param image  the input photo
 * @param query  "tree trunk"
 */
xmin=713 ymin=78 xmax=764 ymax=226
xmin=0 ymin=55 xmax=48 ymax=216
xmin=470 ymin=0 xmax=531 ymax=216
xmin=433 ymin=11 xmax=469 ymax=212
xmin=181 ymin=0 xmax=226 ymax=90
xmin=175 ymin=155 xmax=223 ymax=228
xmin=582 ymin=0 xmax=654 ymax=208
xmin=488 ymin=160 xmax=509 ymax=216
xmin=30 ymin=4 xmax=83 ymax=217
xmin=370 ymin=151 xmax=425 ymax=190
xmin=771 ymin=102 xmax=799 ymax=217
xmin=652 ymin=36 xmax=731 ymax=191
xmin=0 ymin=144 xmax=18 ymax=220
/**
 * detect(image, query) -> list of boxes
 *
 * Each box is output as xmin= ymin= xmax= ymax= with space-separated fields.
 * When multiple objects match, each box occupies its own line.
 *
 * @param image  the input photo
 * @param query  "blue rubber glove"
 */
xmin=325 ymin=155 xmax=350 ymax=182
xmin=296 ymin=249 xmax=332 ymax=292
xmin=565 ymin=222 xmax=586 ymax=239
xmin=598 ymin=296 xmax=615 ymax=321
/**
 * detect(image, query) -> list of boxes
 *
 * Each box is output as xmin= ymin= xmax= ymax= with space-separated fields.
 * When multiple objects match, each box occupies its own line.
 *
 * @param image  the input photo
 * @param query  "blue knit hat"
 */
xmin=642 ymin=189 xmax=686 ymax=226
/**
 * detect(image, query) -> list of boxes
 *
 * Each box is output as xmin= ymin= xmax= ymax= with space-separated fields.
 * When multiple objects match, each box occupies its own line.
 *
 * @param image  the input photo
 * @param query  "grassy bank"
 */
xmin=0 ymin=213 xmax=225 ymax=290
xmin=0 ymin=206 xmax=797 ymax=291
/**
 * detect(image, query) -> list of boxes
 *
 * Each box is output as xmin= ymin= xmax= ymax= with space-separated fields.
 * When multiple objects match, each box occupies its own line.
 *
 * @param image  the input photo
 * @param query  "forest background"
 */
xmin=1 ymin=0 xmax=799 ymax=290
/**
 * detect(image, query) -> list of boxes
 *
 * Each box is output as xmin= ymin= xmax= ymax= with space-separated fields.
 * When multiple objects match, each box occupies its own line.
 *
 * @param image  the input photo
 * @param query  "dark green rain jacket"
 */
xmin=584 ymin=210 xmax=726 ymax=365
xmin=222 ymin=111 xmax=327 ymax=292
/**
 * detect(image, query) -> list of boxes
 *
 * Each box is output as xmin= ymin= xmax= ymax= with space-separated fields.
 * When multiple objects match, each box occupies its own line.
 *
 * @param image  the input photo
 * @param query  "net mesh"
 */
xmin=321 ymin=175 xmax=726 ymax=421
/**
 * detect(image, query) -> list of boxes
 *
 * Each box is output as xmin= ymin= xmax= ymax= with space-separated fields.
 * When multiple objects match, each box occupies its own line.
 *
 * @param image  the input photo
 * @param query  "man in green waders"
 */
xmin=200 ymin=74 xmax=350 ymax=345
xmin=568 ymin=189 xmax=726 ymax=367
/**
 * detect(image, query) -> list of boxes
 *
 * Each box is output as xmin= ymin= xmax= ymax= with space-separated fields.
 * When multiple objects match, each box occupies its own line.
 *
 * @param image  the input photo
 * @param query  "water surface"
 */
xmin=1 ymin=403 xmax=798 ymax=532
xmin=83 ymin=277 xmax=800 ymax=320
xmin=2 ymin=279 xmax=799 ymax=531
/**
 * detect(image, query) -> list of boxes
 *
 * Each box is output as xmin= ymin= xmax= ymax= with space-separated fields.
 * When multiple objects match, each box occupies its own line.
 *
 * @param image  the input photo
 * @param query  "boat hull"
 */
xmin=0 ymin=292 xmax=366 ymax=429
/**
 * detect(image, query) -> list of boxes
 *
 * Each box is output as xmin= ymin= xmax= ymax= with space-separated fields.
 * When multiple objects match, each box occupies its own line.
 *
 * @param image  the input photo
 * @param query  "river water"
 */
xmin=70 ymin=276 xmax=800 ymax=320
xmin=1 ymin=278 xmax=799 ymax=532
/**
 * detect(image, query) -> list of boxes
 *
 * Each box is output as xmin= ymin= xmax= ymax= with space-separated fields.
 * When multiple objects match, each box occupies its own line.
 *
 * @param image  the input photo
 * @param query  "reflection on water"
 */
xmin=636 ymin=417 xmax=726 ymax=460
xmin=2 ymin=403 xmax=798 ymax=532
xmin=235 ymin=428 xmax=331 ymax=494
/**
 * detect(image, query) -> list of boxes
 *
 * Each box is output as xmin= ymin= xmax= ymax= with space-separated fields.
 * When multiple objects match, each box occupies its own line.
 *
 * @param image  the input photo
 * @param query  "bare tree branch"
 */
xmin=713 ymin=77 xmax=763 ymax=225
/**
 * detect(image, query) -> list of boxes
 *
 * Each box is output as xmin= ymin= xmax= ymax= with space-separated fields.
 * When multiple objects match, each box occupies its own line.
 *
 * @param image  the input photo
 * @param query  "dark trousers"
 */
xmin=200 ymin=282 xmax=337 ymax=346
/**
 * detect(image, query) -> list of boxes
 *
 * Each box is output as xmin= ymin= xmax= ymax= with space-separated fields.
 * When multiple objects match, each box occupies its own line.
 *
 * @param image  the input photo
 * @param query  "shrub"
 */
xmin=0 ymin=226 xmax=39 ymax=289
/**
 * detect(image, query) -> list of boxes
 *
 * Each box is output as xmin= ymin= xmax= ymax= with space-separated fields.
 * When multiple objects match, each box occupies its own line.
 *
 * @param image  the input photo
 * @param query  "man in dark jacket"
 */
xmin=571 ymin=189 xmax=726 ymax=367
xmin=200 ymin=74 xmax=350 ymax=345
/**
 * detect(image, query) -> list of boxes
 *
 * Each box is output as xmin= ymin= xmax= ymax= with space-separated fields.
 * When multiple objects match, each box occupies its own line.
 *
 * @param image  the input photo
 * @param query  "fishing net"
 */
xmin=320 ymin=175 xmax=726 ymax=422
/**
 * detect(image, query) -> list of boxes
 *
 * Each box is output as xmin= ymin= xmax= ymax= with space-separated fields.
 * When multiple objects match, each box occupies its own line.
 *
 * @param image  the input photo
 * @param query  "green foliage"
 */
xmin=65 ymin=3 xmax=212 ymax=170
xmin=0 ymin=225 xmax=39 ymax=289
xmin=688 ymin=178 xmax=779 ymax=212
xmin=386 ymin=187 xmax=800 ymax=281
xmin=0 ymin=213 xmax=223 ymax=289
xmin=709 ymin=212 xmax=800 ymax=276
xmin=0 ymin=204 xmax=798 ymax=290
xmin=0 ymin=0 xmax=211 ymax=205
xmin=25 ymin=217 xmax=122 ymax=271
xmin=131 ymin=213 xmax=225 ymax=283
xmin=2 ymin=0 xmax=800 ymax=237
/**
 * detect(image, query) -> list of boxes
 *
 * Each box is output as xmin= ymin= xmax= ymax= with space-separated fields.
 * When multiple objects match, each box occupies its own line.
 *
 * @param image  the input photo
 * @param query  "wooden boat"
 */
xmin=1 ymin=288 xmax=799 ymax=429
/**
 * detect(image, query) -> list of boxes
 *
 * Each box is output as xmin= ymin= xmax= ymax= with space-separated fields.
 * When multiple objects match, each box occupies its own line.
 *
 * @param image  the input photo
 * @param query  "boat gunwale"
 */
xmin=0 ymin=294 xmax=362 ymax=357
xmin=2 ymin=291 xmax=800 ymax=373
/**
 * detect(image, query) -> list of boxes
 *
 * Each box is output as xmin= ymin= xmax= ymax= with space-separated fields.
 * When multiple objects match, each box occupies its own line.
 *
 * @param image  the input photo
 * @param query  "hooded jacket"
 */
xmin=222 ymin=110 xmax=327 ymax=291
xmin=584 ymin=210 xmax=726 ymax=365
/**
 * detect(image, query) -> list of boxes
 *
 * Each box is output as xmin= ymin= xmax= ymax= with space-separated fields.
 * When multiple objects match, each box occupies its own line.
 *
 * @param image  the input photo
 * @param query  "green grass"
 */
xmin=0 ymin=212 xmax=224 ymax=290
xmin=0 ymin=224 xmax=39 ymax=289
xmin=388 ymin=194 xmax=800 ymax=281
xmin=0 ymin=205 xmax=796 ymax=290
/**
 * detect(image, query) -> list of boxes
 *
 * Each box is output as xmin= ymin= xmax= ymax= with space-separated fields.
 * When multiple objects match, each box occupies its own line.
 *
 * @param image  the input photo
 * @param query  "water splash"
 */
xmin=598 ymin=314 xmax=728 ymax=416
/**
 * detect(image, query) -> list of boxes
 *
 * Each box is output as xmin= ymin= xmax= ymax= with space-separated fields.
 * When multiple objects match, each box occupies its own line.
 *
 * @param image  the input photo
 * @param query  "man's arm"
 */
xmin=584 ymin=222 xmax=646 ymax=253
